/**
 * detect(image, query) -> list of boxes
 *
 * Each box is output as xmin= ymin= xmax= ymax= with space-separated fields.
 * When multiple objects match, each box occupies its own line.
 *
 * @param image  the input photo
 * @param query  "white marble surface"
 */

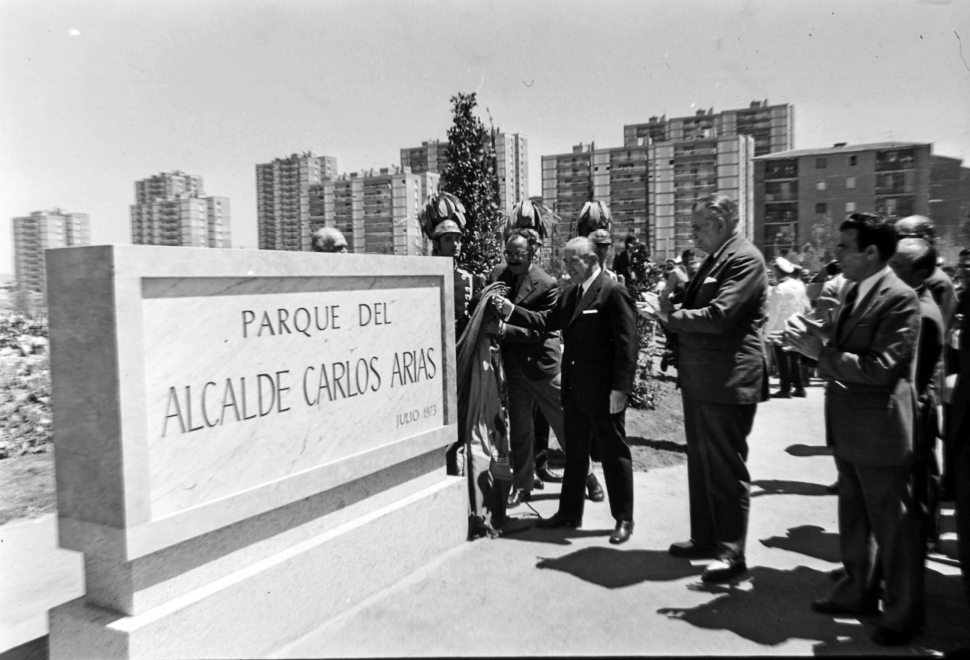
xmin=143 ymin=286 xmax=443 ymax=517
xmin=45 ymin=245 xmax=457 ymax=559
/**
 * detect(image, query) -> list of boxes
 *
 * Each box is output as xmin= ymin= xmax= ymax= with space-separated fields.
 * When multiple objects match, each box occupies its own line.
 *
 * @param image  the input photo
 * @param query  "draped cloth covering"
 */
xmin=456 ymin=282 xmax=512 ymax=538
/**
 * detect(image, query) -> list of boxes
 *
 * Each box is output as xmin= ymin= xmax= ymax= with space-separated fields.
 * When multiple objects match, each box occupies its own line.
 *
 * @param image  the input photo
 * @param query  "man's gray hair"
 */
xmin=565 ymin=236 xmax=598 ymax=265
xmin=694 ymin=193 xmax=739 ymax=228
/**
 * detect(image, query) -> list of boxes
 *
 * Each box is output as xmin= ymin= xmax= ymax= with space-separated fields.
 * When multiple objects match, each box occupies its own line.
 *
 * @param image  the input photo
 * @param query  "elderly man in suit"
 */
xmin=786 ymin=212 xmax=922 ymax=646
xmin=490 ymin=230 xmax=604 ymax=507
xmin=656 ymin=193 xmax=768 ymax=584
xmin=495 ymin=236 xmax=639 ymax=544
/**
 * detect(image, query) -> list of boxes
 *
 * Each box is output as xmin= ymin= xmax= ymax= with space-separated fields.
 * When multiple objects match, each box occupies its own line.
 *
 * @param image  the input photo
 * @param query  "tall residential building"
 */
xmin=256 ymin=152 xmax=338 ymax=251
xmin=400 ymin=132 xmax=528 ymax=213
xmin=624 ymin=100 xmax=794 ymax=157
xmin=307 ymin=166 xmax=439 ymax=256
xmin=12 ymin=209 xmax=90 ymax=292
xmin=494 ymin=132 xmax=528 ymax=213
xmin=649 ymin=135 xmax=755 ymax=259
xmin=752 ymin=141 xmax=970 ymax=257
xmin=400 ymin=140 xmax=449 ymax=176
xmin=130 ymin=171 xmax=231 ymax=248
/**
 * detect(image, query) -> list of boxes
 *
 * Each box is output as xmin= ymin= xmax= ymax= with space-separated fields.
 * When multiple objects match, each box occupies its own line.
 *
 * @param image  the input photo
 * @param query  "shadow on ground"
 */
xmin=628 ymin=437 xmax=687 ymax=453
xmin=752 ymin=479 xmax=834 ymax=497
xmin=786 ymin=444 xmax=834 ymax=457
xmin=759 ymin=524 xmax=841 ymax=563
xmin=535 ymin=547 xmax=704 ymax=588
xmin=656 ymin=565 xmax=880 ymax=654
xmin=651 ymin=561 xmax=970 ymax=655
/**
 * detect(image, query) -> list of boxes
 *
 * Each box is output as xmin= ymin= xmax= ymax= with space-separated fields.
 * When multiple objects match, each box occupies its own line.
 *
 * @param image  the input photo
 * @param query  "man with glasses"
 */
xmin=495 ymin=237 xmax=638 ymax=545
xmin=490 ymin=230 xmax=604 ymax=507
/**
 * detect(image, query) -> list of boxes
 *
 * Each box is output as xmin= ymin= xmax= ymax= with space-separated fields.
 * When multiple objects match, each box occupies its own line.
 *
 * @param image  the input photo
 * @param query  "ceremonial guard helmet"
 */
xmin=420 ymin=191 xmax=467 ymax=240
xmin=576 ymin=200 xmax=612 ymax=237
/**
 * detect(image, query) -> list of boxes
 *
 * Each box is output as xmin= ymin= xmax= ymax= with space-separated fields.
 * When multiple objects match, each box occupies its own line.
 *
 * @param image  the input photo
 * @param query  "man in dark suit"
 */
xmin=786 ymin=212 xmax=922 ymax=645
xmin=657 ymin=193 xmax=768 ymax=584
xmin=947 ymin=257 xmax=970 ymax=621
xmin=495 ymin=236 xmax=639 ymax=544
xmin=490 ymin=230 xmax=603 ymax=506
xmin=889 ymin=237 xmax=945 ymax=554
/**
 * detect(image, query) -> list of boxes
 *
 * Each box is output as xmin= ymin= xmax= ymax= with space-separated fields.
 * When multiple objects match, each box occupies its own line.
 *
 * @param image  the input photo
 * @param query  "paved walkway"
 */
xmin=2 ymin=378 xmax=968 ymax=657
xmin=278 ymin=380 xmax=970 ymax=657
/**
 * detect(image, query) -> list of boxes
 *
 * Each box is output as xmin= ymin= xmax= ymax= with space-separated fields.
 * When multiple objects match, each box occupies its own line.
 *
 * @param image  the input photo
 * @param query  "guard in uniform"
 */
xmin=420 ymin=192 xmax=485 ymax=475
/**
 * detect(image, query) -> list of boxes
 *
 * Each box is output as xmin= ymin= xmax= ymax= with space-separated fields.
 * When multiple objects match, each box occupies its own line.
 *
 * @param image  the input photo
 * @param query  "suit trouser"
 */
xmin=534 ymin=407 xmax=550 ymax=471
xmin=830 ymin=456 xmax=924 ymax=633
xmin=558 ymin=391 xmax=633 ymax=522
xmin=773 ymin=345 xmax=803 ymax=393
xmin=505 ymin=358 xmax=591 ymax=493
xmin=682 ymin=396 xmax=755 ymax=561
xmin=953 ymin=417 xmax=970 ymax=616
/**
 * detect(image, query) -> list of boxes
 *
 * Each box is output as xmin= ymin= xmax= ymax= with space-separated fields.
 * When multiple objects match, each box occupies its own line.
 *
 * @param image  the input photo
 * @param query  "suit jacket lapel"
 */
xmin=513 ymin=268 xmax=538 ymax=305
xmin=683 ymin=235 xmax=741 ymax=307
xmin=569 ymin=271 xmax=604 ymax=325
xmin=839 ymin=271 xmax=891 ymax=343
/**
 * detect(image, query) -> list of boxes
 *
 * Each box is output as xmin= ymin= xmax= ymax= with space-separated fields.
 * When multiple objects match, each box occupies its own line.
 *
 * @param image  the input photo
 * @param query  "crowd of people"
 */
xmin=310 ymin=193 xmax=970 ymax=647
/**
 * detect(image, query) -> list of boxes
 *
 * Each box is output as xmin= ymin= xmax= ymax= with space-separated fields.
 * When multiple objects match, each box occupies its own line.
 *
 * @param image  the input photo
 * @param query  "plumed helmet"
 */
xmin=502 ymin=199 xmax=559 ymax=243
xmin=431 ymin=219 xmax=462 ymax=238
xmin=576 ymin=200 xmax=611 ymax=237
xmin=420 ymin=191 xmax=466 ymax=240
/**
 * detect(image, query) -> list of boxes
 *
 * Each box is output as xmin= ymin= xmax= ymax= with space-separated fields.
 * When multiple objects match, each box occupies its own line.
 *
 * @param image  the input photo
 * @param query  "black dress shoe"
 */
xmin=610 ymin=520 xmax=634 ymax=545
xmin=586 ymin=474 xmax=605 ymax=502
xmin=810 ymin=598 xmax=878 ymax=616
xmin=792 ymin=389 xmax=807 ymax=398
xmin=507 ymin=489 xmax=530 ymax=508
xmin=668 ymin=540 xmax=718 ymax=558
xmin=701 ymin=558 xmax=747 ymax=583
xmin=536 ymin=513 xmax=582 ymax=529
xmin=532 ymin=476 xmax=545 ymax=490
xmin=536 ymin=466 xmax=563 ymax=483
xmin=770 ymin=390 xmax=792 ymax=399
xmin=871 ymin=625 xmax=917 ymax=646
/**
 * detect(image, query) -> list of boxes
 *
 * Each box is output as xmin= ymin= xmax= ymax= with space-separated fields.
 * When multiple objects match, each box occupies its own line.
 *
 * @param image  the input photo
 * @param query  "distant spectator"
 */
xmin=894 ymin=215 xmax=956 ymax=328
xmin=311 ymin=227 xmax=348 ymax=253
xmin=612 ymin=234 xmax=638 ymax=284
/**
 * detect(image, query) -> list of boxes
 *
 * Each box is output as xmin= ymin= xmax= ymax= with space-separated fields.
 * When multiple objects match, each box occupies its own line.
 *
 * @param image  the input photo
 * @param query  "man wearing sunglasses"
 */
xmin=490 ymin=229 xmax=604 ymax=508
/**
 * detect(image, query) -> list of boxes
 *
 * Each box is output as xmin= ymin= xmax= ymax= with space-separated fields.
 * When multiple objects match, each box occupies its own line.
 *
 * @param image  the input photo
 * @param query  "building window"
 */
xmin=849 ymin=155 xmax=857 ymax=167
xmin=846 ymin=202 xmax=856 ymax=212
xmin=815 ymin=203 xmax=827 ymax=214
xmin=816 ymin=180 xmax=826 ymax=191
xmin=816 ymin=158 xmax=827 ymax=169
xmin=846 ymin=177 xmax=856 ymax=190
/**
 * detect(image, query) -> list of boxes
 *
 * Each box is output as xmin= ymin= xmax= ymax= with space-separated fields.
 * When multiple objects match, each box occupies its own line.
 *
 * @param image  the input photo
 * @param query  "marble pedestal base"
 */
xmin=48 ymin=475 xmax=466 ymax=659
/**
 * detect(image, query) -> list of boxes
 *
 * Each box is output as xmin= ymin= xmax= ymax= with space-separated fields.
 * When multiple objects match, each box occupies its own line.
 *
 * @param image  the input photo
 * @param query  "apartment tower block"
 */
xmin=12 ymin=209 xmax=90 ymax=292
xmin=130 ymin=171 xmax=230 ymax=248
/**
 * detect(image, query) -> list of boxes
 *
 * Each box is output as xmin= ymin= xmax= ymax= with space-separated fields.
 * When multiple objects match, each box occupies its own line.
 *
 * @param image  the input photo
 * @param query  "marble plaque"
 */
xmin=143 ymin=283 xmax=443 ymax=518
xmin=46 ymin=246 xmax=457 ymax=560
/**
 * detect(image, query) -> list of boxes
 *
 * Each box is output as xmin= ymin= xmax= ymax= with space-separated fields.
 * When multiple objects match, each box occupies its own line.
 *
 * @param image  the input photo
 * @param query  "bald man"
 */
xmin=311 ymin=227 xmax=349 ymax=253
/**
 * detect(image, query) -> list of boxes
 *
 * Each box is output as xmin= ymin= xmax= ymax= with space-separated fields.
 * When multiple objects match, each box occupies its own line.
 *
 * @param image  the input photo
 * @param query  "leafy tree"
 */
xmin=441 ymin=93 xmax=502 ymax=276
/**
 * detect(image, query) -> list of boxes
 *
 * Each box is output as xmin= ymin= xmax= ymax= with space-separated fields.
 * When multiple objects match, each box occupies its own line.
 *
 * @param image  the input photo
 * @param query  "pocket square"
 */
xmin=582 ymin=309 xmax=598 ymax=315
xmin=703 ymin=276 xmax=718 ymax=284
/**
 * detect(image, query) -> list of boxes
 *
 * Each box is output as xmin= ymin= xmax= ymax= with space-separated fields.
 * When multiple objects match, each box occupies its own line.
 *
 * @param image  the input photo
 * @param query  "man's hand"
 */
xmin=493 ymin=296 xmax=513 ymax=319
xmin=658 ymin=295 xmax=675 ymax=323
xmin=609 ymin=390 xmax=628 ymax=414
xmin=783 ymin=324 xmax=823 ymax=361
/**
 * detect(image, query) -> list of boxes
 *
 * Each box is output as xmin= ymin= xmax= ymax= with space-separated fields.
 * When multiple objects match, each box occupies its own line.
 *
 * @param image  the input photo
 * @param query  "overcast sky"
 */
xmin=1 ymin=0 xmax=968 ymax=275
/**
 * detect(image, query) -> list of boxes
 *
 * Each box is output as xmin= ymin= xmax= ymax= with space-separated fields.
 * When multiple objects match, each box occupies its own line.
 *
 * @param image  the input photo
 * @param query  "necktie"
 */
xmin=835 ymin=285 xmax=859 ymax=337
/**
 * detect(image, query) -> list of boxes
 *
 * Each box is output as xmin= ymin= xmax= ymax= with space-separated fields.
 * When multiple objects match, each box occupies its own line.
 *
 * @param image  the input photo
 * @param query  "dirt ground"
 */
xmin=0 ymin=452 xmax=56 ymax=525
